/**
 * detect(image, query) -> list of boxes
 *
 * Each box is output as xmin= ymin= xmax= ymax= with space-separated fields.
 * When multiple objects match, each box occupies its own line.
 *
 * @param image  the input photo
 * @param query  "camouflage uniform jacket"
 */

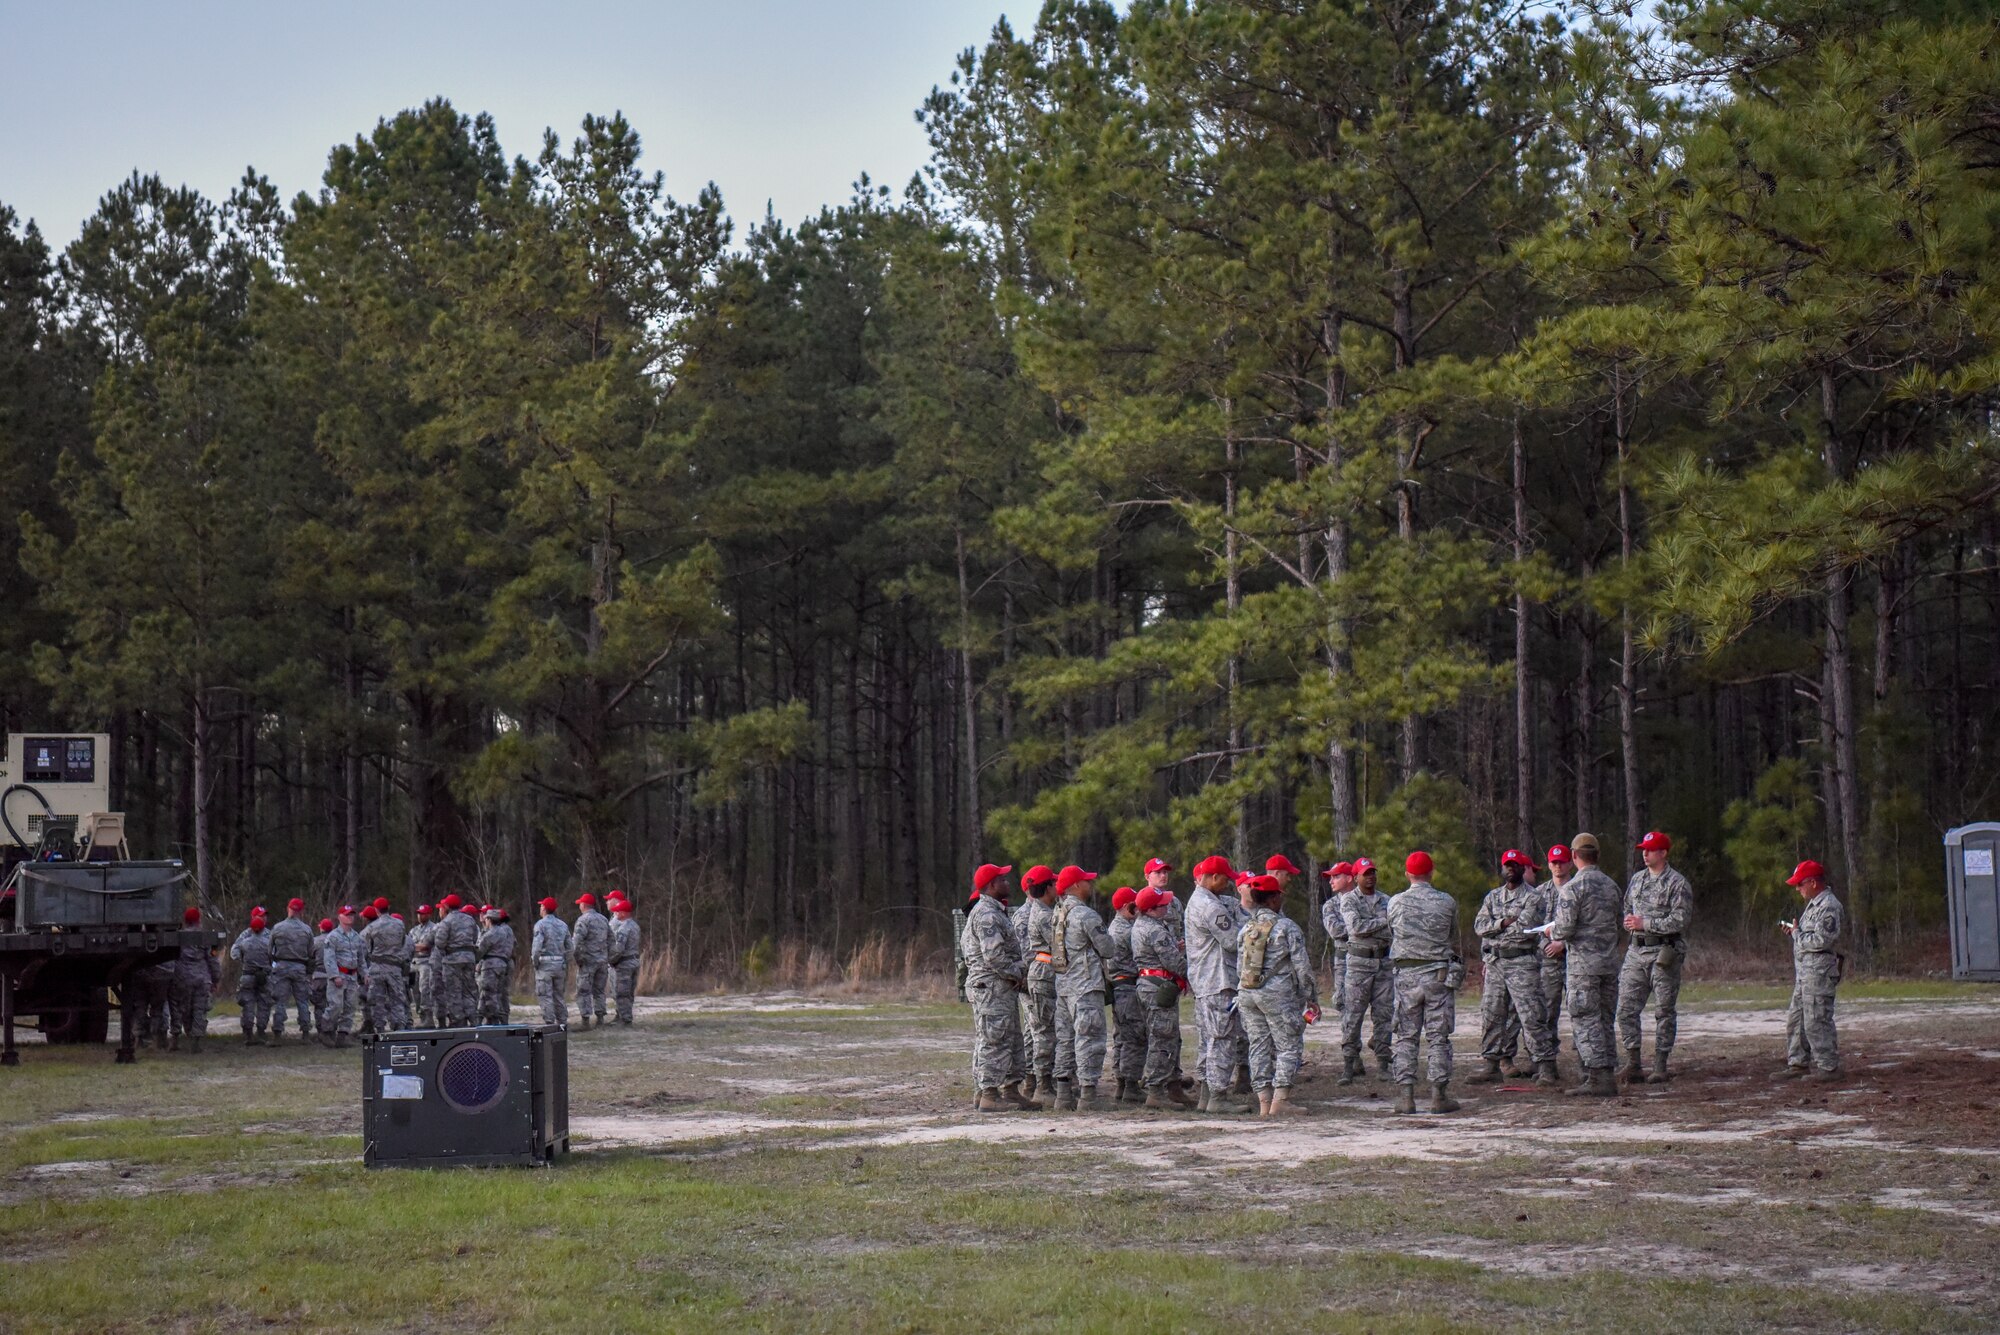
xmin=432 ymin=911 xmax=478 ymax=964
xmin=1624 ymin=866 xmax=1693 ymax=939
xmin=310 ymin=931 xmax=330 ymax=982
xmin=961 ymin=894 xmax=1024 ymax=986
xmin=1238 ymin=908 xmax=1317 ymax=1003
xmin=1551 ymin=867 xmax=1623 ymax=973
xmin=269 ymin=917 xmax=314 ymax=965
xmin=176 ymin=937 xmax=220 ymax=986
xmin=1474 ymin=883 xmax=1548 ymax=952
xmin=531 ymin=915 xmax=570 ymax=968
xmin=322 ymin=926 xmax=366 ymax=977
xmin=408 ymin=921 xmax=434 ymax=958
xmin=1339 ymin=890 xmax=1391 ymax=951
xmin=1386 ymin=881 xmax=1458 ymax=970
xmin=477 ymin=921 xmax=515 ymax=963
xmin=1054 ymin=897 xmax=1113 ymax=994
xmin=1023 ymin=898 xmax=1056 ymax=985
xmin=1105 ymin=914 xmax=1139 ymax=983
xmin=1183 ymin=886 xmax=1242 ymax=996
xmin=608 ymin=917 xmax=641 ymax=968
xmin=1793 ymin=891 xmax=1844 ymax=966
xmin=569 ymin=908 xmax=611 ymax=964
xmin=229 ymin=927 xmax=272 ymax=971
xmin=360 ymin=914 xmax=408 ymax=967
xmin=1320 ymin=891 xmax=1349 ymax=946
xmin=1130 ymin=914 xmax=1187 ymax=981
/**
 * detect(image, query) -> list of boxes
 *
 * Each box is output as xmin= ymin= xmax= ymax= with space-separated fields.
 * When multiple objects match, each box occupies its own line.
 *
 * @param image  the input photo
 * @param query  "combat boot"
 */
xmin=1467 ymin=1057 xmax=1503 ymax=1084
xmin=242 ymin=1031 xmax=256 ymax=1047
xmin=1646 ymin=1051 xmax=1672 ymax=1084
xmin=976 ymin=1087 xmax=1008 ymax=1112
xmin=1195 ymin=1082 xmax=1212 ymax=1113
xmin=1806 ymin=1066 xmax=1842 ymax=1083
xmin=1144 ymin=1086 xmax=1186 ymax=1111
xmin=1769 ymin=1064 xmax=1806 ymax=1081
xmin=1501 ymin=1057 xmax=1528 ymax=1079
xmin=1052 ymin=1078 xmax=1078 ymax=1112
xmin=1165 ymin=1081 xmax=1197 ymax=1107
xmin=1230 ymin=1064 xmax=1252 ymax=1096
xmin=1619 ymin=1048 xmax=1643 ymax=1084
xmin=1533 ymin=1059 xmax=1561 ymax=1088
xmin=1211 ymin=1088 xmax=1257 ymax=1114
xmin=999 ymin=1081 xmax=1041 ymax=1110
xmin=1076 ymin=1084 xmax=1107 ymax=1112
xmin=333 ymin=1032 xmax=352 ymax=1049
xmin=1120 ymin=1079 xmax=1146 ymax=1105
xmin=189 ymin=1036 xmax=202 ymax=1054
xmin=1392 ymin=1081 xmax=1417 ymax=1114
xmin=577 ymin=1015 xmax=592 ymax=1032
xmin=1566 ymin=1066 xmax=1615 ymax=1097
xmin=1375 ymin=1054 xmax=1394 ymax=1080
xmin=1256 ymin=1088 xmax=1273 ymax=1116
xmin=1268 ymin=1087 xmax=1306 ymax=1117
xmin=1429 ymin=1080 xmax=1461 ymax=1113
xmin=1337 ymin=1053 xmax=1361 ymax=1087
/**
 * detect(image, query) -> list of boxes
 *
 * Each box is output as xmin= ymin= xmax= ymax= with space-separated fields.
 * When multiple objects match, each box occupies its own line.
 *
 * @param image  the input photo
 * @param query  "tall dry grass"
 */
xmin=632 ymin=931 xmax=952 ymax=1001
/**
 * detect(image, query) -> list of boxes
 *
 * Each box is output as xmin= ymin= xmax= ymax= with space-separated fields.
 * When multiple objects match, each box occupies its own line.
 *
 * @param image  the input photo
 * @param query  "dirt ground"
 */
xmin=4 ymin=983 xmax=1999 ymax=1332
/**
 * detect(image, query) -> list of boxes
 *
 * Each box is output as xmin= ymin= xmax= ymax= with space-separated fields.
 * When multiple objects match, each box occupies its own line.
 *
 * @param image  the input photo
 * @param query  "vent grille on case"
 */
xmin=437 ymin=1042 xmax=509 ymax=1113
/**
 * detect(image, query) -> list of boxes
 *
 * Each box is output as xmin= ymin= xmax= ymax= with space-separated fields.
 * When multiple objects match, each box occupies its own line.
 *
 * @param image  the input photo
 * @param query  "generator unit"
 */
xmin=360 ymin=1025 xmax=568 ymax=1168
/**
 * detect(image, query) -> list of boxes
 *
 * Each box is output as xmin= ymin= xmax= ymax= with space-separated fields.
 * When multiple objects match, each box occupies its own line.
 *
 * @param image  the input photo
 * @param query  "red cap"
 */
xmin=1191 ymin=855 xmax=1234 ymax=879
xmin=417 ymin=904 xmax=433 ymax=916
xmin=338 ymin=904 xmax=357 ymax=917
xmin=972 ymin=863 xmax=1012 ymax=890
xmin=576 ymin=893 xmax=597 ymax=906
xmin=1265 ymin=854 xmax=1302 ymax=875
xmin=1325 ymin=861 xmax=1354 ymax=878
xmin=1405 ymin=850 xmax=1434 ymax=877
xmin=460 ymin=904 xmax=478 ymax=915
xmin=1787 ymin=859 xmax=1826 ymax=886
xmin=249 ymin=910 xmax=266 ymax=924
xmin=613 ymin=900 xmax=633 ymax=914
xmin=540 ymin=897 xmax=559 ymax=911
xmin=1500 ymin=848 xmax=1534 ymax=868
xmin=1111 ymin=887 xmax=1138 ymax=911
xmin=373 ymin=897 xmax=391 ymax=911
xmin=1143 ymin=858 xmax=1172 ymax=875
xmin=1545 ymin=844 xmax=1572 ymax=865
xmin=183 ymin=906 xmax=201 ymax=924
xmin=1233 ymin=870 xmax=1252 ymax=886
xmin=1637 ymin=831 xmax=1672 ymax=852
xmin=361 ymin=906 xmax=378 ymax=921
xmin=287 ymin=898 xmax=305 ymax=912
xmin=489 ymin=908 xmax=507 ymax=921
xmin=1135 ymin=888 xmax=1169 ymax=912
xmin=391 ymin=913 xmax=403 ymax=921
xmin=1021 ymin=865 xmax=1056 ymax=889
xmin=1353 ymin=857 xmax=1376 ymax=874
xmin=1056 ymin=865 xmax=1098 ymax=892
xmin=318 ymin=918 xmax=334 ymax=933
xmin=1246 ymin=874 xmax=1282 ymax=894
xmin=440 ymin=894 xmax=461 ymax=910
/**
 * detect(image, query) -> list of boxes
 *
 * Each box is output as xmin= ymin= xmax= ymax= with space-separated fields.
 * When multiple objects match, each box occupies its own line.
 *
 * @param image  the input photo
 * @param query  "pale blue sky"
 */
xmin=0 ymin=1 xmax=1028 ymax=244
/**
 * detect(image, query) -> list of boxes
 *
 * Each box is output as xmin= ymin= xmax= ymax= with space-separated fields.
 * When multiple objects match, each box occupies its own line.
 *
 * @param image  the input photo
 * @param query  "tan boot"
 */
xmin=1119 ymin=1079 xmax=1146 ymax=1105
xmin=1618 ymin=1048 xmax=1643 ymax=1084
xmin=1051 ymin=1078 xmax=1078 ymax=1112
xmin=1336 ymin=1053 xmax=1361 ymax=1087
xmin=1645 ymin=1051 xmax=1672 ymax=1084
xmin=1001 ymin=1081 xmax=1041 ymax=1111
xmin=1392 ymin=1081 xmax=1418 ymax=1115
xmin=1429 ymin=1080 xmax=1461 ymax=1113
xmin=1269 ymin=1087 xmax=1306 ymax=1117
xmin=1076 ymin=1084 xmax=1107 ymax=1112
xmin=1467 ymin=1057 xmax=1503 ymax=1084
xmin=1566 ymin=1066 xmax=1616 ymax=1097
xmin=1144 ymin=1086 xmax=1186 ymax=1111
xmin=1256 ymin=1088 xmax=1273 ymax=1117
xmin=1533 ymin=1059 xmax=1561 ymax=1088
xmin=1770 ymin=1064 xmax=1807 ymax=1081
xmin=976 ymin=1087 xmax=1008 ymax=1112
xmin=1165 ymin=1081 xmax=1197 ymax=1108
xmin=1020 ymin=1073 xmax=1037 ymax=1101
xmin=1806 ymin=1066 xmax=1843 ymax=1084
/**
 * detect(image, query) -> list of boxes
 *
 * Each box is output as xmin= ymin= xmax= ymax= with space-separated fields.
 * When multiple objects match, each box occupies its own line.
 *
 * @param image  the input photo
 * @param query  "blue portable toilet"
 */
xmin=1944 ymin=823 xmax=2000 ymax=981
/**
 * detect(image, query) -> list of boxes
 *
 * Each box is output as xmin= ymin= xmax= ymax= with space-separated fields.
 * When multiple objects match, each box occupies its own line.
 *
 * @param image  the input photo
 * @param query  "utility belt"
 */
xmin=1799 ymin=948 xmax=1834 ymax=956
xmin=274 ymin=957 xmax=310 ymax=966
xmin=1331 ymin=942 xmax=1350 ymax=955
xmin=1392 ymin=958 xmax=1447 ymax=971
xmin=336 ymin=966 xmax=357 ymax=976
xmin=1346 ymin=944 xmax=1386 ymax=959
xmin=1493 ymin=946 xmax=1539 ymax=960
xmin=1109 ymin=972 xmax=1137 ymax=985
xmin=1632 ymin=933 xmax=1684 ymax=948
xmin=1140 ymin=967 xmax=1187 ymax=992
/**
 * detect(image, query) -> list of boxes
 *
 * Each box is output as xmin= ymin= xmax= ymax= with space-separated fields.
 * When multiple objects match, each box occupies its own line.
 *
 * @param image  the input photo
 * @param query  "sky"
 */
xmin=0 ymin=0 xmax=1028 ymax=246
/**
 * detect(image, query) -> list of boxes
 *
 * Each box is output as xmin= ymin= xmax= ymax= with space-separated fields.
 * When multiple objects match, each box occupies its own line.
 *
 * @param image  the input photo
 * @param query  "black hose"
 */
xmin=1 ymin=784 xmax=55 ymax=850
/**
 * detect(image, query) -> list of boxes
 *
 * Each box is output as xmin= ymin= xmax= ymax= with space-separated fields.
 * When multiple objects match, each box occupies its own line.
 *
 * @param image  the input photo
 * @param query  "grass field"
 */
xmin=4 ymin=983 xmax=1999 ymax=1333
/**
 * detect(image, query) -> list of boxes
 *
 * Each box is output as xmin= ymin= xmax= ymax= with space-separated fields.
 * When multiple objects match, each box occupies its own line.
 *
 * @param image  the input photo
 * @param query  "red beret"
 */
xmin=1265 ymin=854 xmax=1302 ymax=875
xmin=459 ymin=904 xmax=478 ymax=915
xmin=1405 ymin=851 xmax=1434 ymax=877
xmin=183 ymin=906 xmax=201 ymax=924
xmin=1191 ymin=855 xmax=1234 ymax=879
xmin=1500 ymin=848 xmax=1536 ymax=869
xmin=440 ymin=894 xmax=461 ymax=910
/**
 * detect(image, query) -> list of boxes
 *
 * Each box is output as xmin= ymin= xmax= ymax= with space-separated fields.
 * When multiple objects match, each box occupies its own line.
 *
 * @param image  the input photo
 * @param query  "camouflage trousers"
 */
xmin=1785 ymin=957 xmax=1839 ymax=1072
xmin=1194 ymin=991 xmax=1244 ymax=1089
xmin=1142 ymin=980 xmax=1183 ymax=1089
xmin=1109 ymin=982 xmax=1146 ymax=1080
xmin=320 ymin=972 xmax=358 ymax=1035
xmin=1025 ymin=982 xmax=1058 ymax=1079
xmin=169 ymin=978 xmax=212 ymax=1038
xmin=236 ymin=969 xmax=273 ymax=1035
xmin=413 ymin=960 xmax=436 ymax=1027
xmin=127 ymin=969 xmax=172 ymax=1043
xmin=969 ymin=976 xmax=1027 ymax=1090
xmin=1616 ymin=944 xmax=1684 ymax=1058
xmin=437 ymin=961 xmax=478 ymax=1028
xmin=574 ymin=959 xmax=610 ymax=1020
xmin=1053 ymin=987 xmax=1107 ymax=1086
xmin=1480 ymin=953 xmax=1554 ymax=1064
xmin=1341 ymin=954 xmax=1395 ymax=1062
xmin=269 ymin=963 xmax=312 ymax=1035
xmin=1391 ymin=965 xmax=1455 ymax=1085
xmin=367 ymin=963 xmax=408 ymax=1031
xmin=1239 ymin=980 xmax=1306 ymax=1089
xmin=1566 ymin=969 xmax=1618 ymax=1071
xmin=1541 ymin=960 xmax=1565 ymax=1037
xmin=1331 ymin=947 xmax=1348 ymax=1013
xmin=477 ymin=959 xmax=511 ymax=1025
xmin=612 ymin=963 xmax=638 ymax=1023
xmin=534 ymin=966 xmax=568 ymax=1025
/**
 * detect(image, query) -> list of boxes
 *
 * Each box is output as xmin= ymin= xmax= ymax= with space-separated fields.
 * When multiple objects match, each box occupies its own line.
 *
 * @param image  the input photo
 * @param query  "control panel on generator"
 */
xmin=0 ymin=734 xmax=116 ymax=856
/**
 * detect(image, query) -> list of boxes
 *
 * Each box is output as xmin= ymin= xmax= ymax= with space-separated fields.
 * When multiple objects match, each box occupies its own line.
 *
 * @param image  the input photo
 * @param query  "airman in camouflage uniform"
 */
xmin=319 ymin=907 xmax=366 ymax=1048
xmin=1186 ymin=856 xmax=1251 ymax=1113
xmin=1547 ymin=833 xmax=1624 ymax=1096
xmin=1018 ymin=868 xmax=1060 ymax=1098
xmin=1140 ymin=858 xmax=1189 ymax=1092
xmin=408 ymin=905 xmax=437 ymax=1028
xmin=1617 ymin=832 xmax=1694 ymax=1084
xmin=568 ymin=894 xmax=612 ymax=1029
xmin=1337 ymin=859 xmax=1394 ymax=1084
xmin=530 ymin=898 xmax=570 ymax=1024
xmin=1050 ymin=866 xmax=1114 ymax=1111
xmin=1387 ymin=852 xmax=1465 ymax=1114
xmin=608 ymin=898 xmax=641 ymax=1024
xmin=361 ymin=902 xmax=410 ymax=1032
xmin=1132 ymin=888 xmax=1195 ymax=1109
xmin=431 ymin=896 xmax=480 ymax=1027
xmin=1471 ymin=851 xmax=1558 ymax=1086
xmin=963 ymin=864 xmax=1038 ymax=1111
xmin=268 ymin=899 xmax=316 ymax=1041
xmin=1775 ymin=860 xmax=1844 ymax=1081
xmin=309 ymin=918 xmax=332 ymax=1029
xmin=1534 ymin=853 xmax=1569 ymax=1054
xmin=1106 ymin=888 xmax=1146 ymax=1103
xmin=229 ymin=909 xmax=275 ymax=1045
xmin=1320 ymin=862 xmax=1355 ymax=1016
xmin=169 ymin=906 xmax=220 ymax=1052
xmin=131 ymin=954 xmax=176 ymax=1049
xmin=476 ymin=907 xmax=515 ymax=1025
xmin=1237 ymin=875 xmax=1319 ymax=1116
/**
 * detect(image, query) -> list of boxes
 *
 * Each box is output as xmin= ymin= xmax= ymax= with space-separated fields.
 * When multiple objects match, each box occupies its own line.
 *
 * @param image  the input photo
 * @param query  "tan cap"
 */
xmin=1570 ymin=832 xmax=1600 ymax=853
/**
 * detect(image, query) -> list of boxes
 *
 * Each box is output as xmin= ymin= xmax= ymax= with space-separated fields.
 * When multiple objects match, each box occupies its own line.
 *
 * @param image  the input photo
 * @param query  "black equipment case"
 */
xmin=360 ymin=1024 xmax=568 ymax=1168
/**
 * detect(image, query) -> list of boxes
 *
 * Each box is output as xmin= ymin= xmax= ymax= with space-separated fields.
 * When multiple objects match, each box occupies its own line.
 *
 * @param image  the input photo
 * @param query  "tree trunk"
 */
xmin=1613 ymin=369 xmax=1642 ymax=852
xmin=1820 ymin=370 xmax=1869 ymax=953
xmin=191 ymin=685 xmax=212 ymax=908
xmin=955 ymin=526 xmax=982 ymax=865
xmin=1511 ymin=411 xmax=1533 ymax=847
xmin=1224 ymin=397 xmax=1246 ymax=864
xmin=1320 ymin=311 xmax=1356 ymax=848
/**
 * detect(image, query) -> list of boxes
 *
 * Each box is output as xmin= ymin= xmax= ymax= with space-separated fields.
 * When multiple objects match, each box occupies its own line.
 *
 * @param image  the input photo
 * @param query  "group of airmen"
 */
xmin=124 ymin=890 xmax=645 ymax=1051
xmin=959 ymin=831 xmax=1847 ymax=1116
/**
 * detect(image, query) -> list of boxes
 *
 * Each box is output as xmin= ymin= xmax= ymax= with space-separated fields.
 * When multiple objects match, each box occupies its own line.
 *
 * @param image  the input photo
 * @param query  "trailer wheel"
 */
xmin=40 ymin=986 xmax=111 ymax=1045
